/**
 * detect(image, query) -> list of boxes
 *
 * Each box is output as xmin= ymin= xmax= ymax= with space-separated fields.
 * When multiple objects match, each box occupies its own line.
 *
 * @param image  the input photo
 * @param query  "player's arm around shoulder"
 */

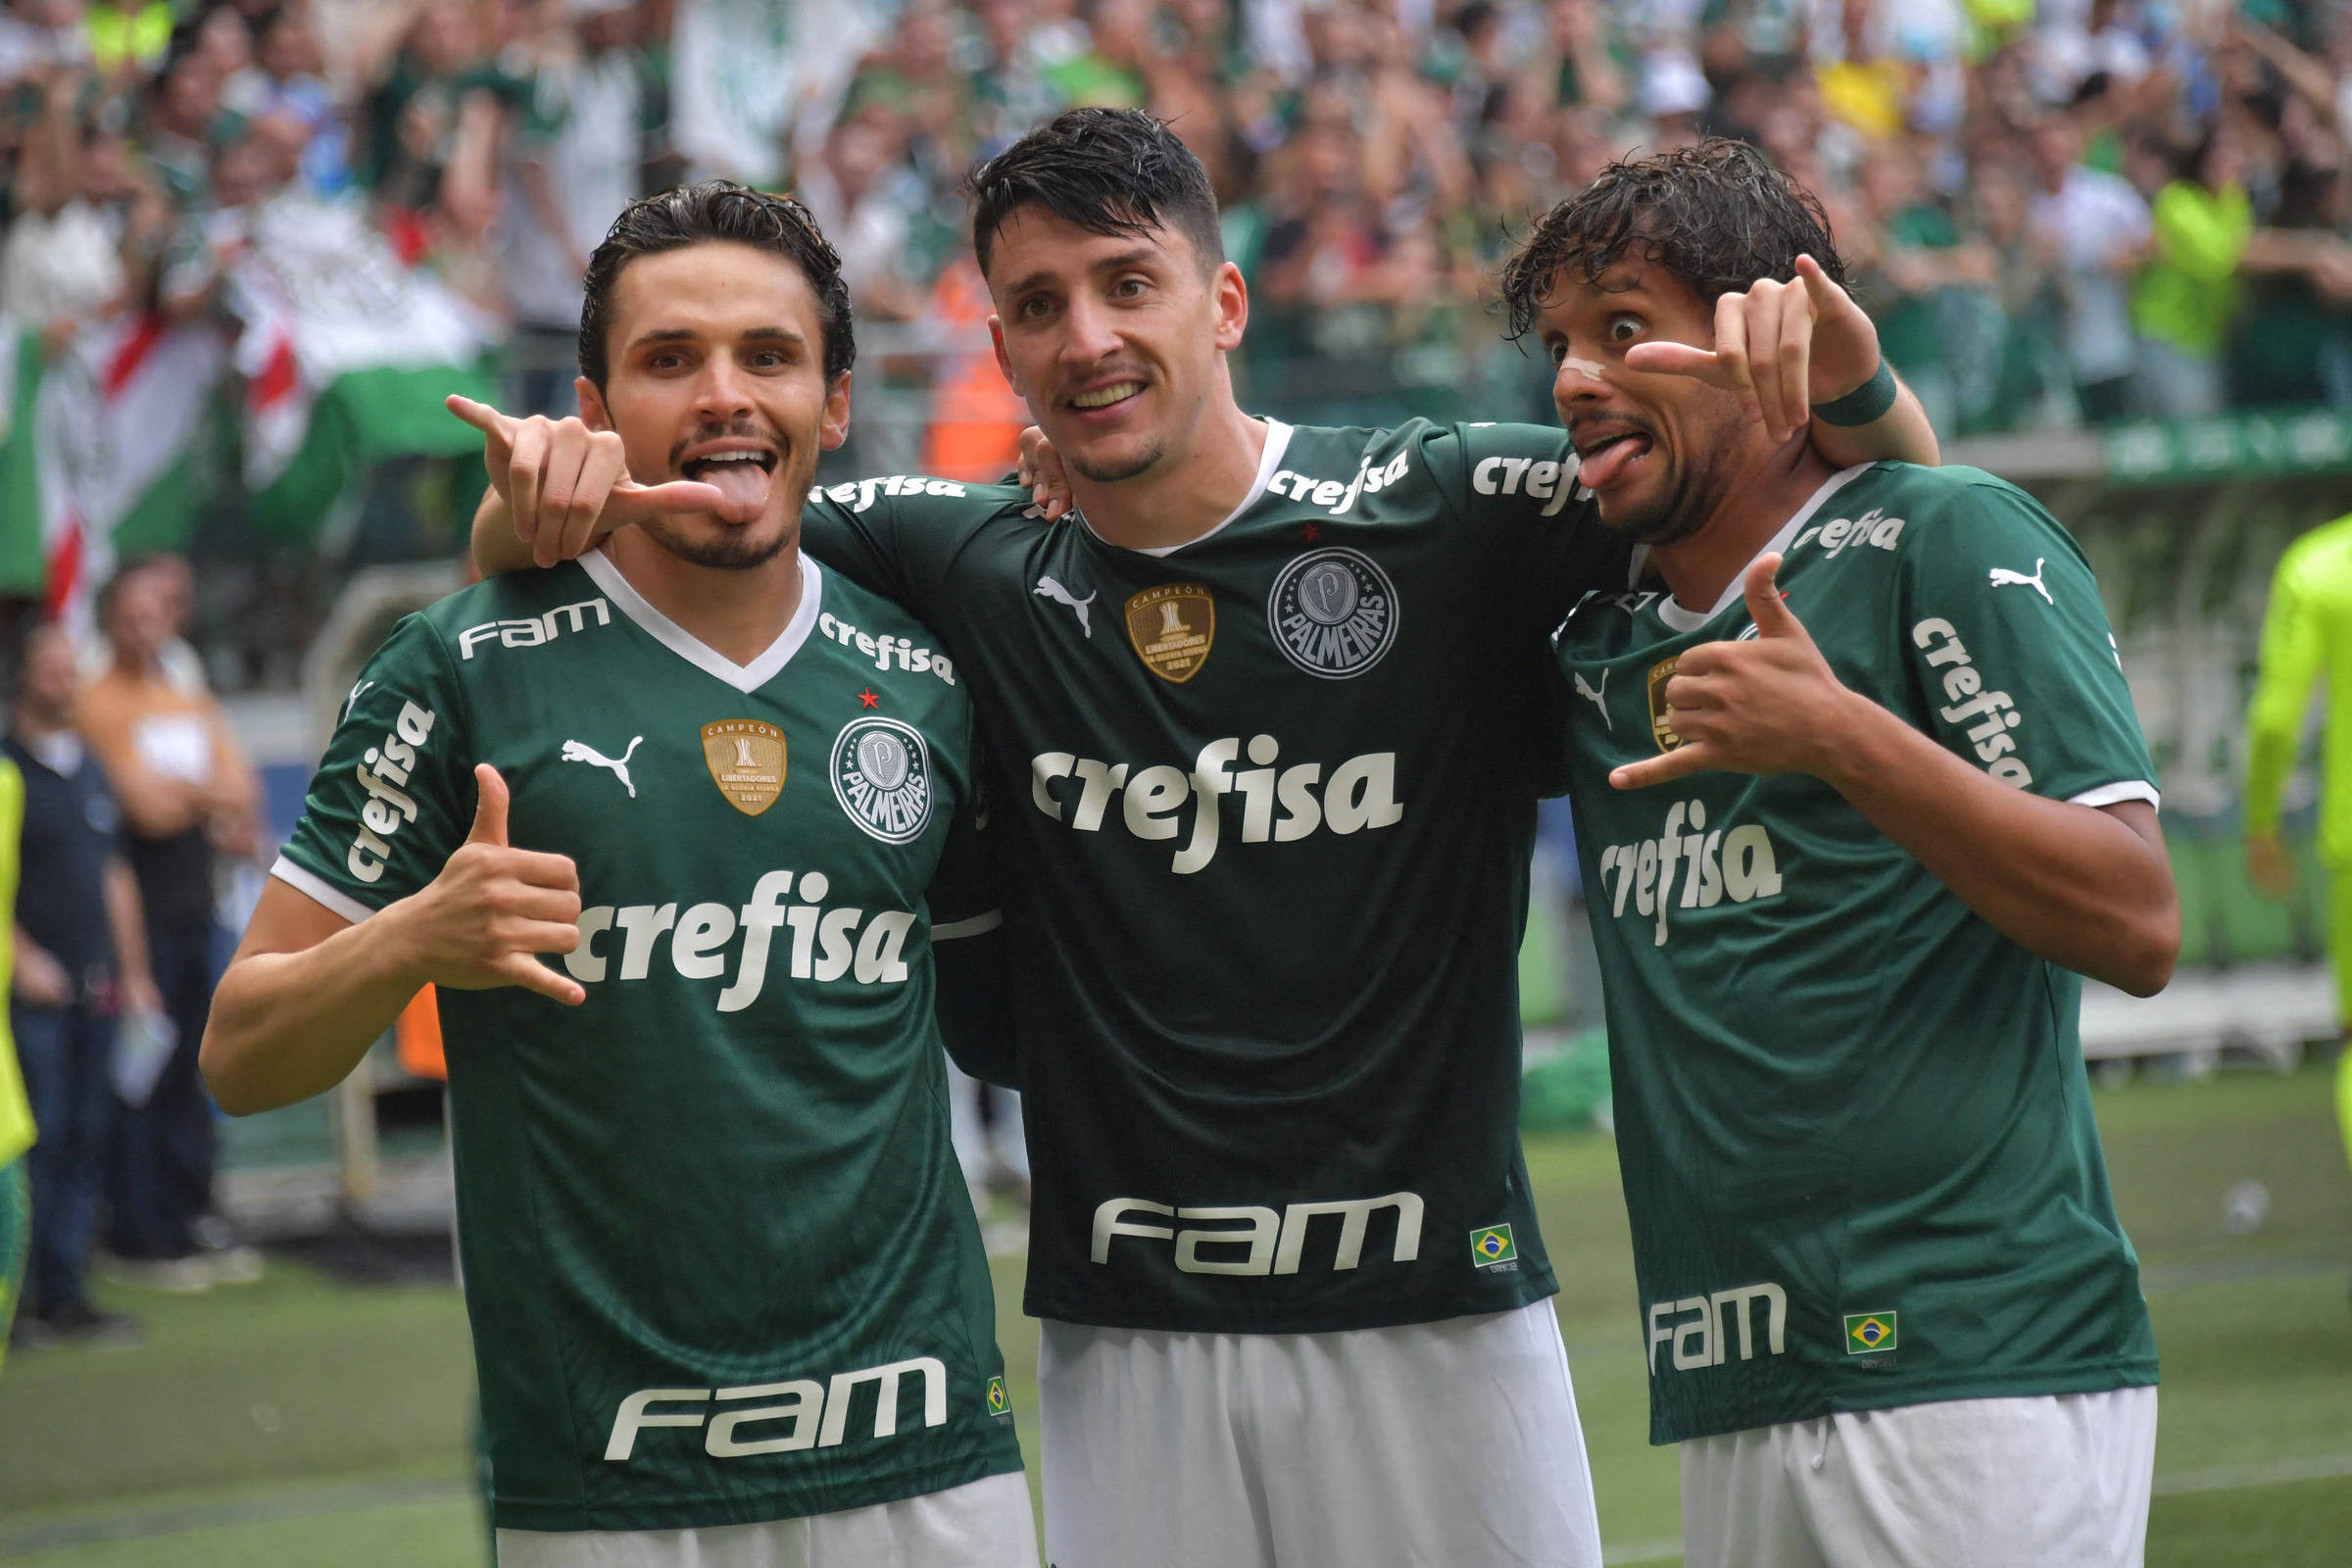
xmin=201 ymin=619 xmax=586 ymax=1115
xmin=1615 ymin=476 xmax=2179 ymax=995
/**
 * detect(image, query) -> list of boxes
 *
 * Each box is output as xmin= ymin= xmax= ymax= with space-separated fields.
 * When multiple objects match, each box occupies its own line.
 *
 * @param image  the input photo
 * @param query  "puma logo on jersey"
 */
xmin=607 ymin=1356 xmax=947 ymax=1462
xmin=1649 ymin=1282 xmax=1788 ymax=1374
xmin=346 ymin=702 xmax=436 ymax=884
xmin=1029 ymin=736 xmax=1403 ymax=873
xmin=1987 ymin=558 xmax=2052 ymax=603
xmin=562 ymin=736 xmax=642 ymax=797
xmin=1034 ymin=575 xmax=1096 ymax=637
xmin=344 ymin=680 xmax=374 ymax=719
xmin=1595 ymin=799 xmax=1784 ymax=947
xmin=1573 ymin=668 xmax=1611 ymax=729
xmin=563 ymin=869 xmax=918 ymax=1012
xmin=1911 ymin=618 xmax=2034 ymax=787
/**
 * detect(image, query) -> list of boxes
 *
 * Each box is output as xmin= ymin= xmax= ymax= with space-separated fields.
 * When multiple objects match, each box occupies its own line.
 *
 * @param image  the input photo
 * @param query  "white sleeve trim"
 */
xmin=270 ymin=856 xmax=380 ymax=926
xmin=932 ymin=908 xmax=1004 ymax=942
xmin=2067 ymin=781 xmax=2161 ymax=810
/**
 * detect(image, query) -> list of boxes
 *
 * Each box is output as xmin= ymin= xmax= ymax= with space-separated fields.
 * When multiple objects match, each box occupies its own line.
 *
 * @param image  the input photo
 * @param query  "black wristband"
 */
xmin=1810 ymin=360 xmax=1897 ymax=426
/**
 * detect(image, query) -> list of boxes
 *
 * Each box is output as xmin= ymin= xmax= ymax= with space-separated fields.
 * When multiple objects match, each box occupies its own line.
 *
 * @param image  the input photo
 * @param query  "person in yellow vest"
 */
xmin=2245 ymin=512 xmax=2352 ymax=1188
xmin=1 ymin=751 xmax=31 ymax=1368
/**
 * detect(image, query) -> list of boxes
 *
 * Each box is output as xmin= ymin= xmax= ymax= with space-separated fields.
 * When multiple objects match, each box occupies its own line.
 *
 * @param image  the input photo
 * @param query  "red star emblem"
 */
xmin=1300 ymin=522 xmax=1322 ymax=542
xmin=858 ymin=689 xmax=879 ymax=709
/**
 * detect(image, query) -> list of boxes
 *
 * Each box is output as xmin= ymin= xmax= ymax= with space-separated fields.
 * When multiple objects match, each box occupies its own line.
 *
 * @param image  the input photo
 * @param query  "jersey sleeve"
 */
xmin=927 ymin=725 xmax=1015 ymax=1088
xmin=799 ymin=474 xmax=1012 ymax=625
xmin=2243 ymin=545 xmax=2326 ymax=837
xmin=1896 ymin=478 xmax=2158 ymax=808
xmin=1416 ymin=421 xmax=1628 ymax=640
xmin=272 ymin=615 xmax=475 ymax=924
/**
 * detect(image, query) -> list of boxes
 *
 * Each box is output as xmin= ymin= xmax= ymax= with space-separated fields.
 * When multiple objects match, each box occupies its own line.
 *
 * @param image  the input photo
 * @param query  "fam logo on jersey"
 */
xmin=1267 ymin=547 xmax=1397 ymax=679
xmin=1469 ymin=1225 xmax=1518 ymax=1270
xmin=703 ymin=720 xmax=786 ymax=815
xmin=1124 ymin=583 xmax=1215 ymax=682
xmin=831 ymin=717 xmax=933 ymax=843
xmin=1843 ymin=1311 xmax=1898 ymax=1355
xmin=1645 ymin=657 xmax=1684 ymax=752
xmin=985 ymin=1376 xmax=1011 ymax=1420
xmin=1649 ymin=1282 xmax=1788 ymax=1374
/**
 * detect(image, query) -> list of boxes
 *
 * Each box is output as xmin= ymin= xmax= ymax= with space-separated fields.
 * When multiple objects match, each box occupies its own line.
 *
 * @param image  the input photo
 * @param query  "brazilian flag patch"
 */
xmin=986 ymin=1376 xmax=1011 ymax=1419
xmin=1843 ymin=1312 xmax=1898 ymax=1354
xmin=1469 ymin=1225 xmax=1518 ymax=1267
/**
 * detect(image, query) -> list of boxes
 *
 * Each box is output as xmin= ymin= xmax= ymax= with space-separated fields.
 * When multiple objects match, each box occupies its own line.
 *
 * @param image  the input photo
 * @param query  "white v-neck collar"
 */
xmin=1080 ymin=418 xmax=1294 ymax=558
xmin=578 ymin=548 xmax=823 ymax=693
xmin=1649 ymin=464 xmax=1873 ymax=633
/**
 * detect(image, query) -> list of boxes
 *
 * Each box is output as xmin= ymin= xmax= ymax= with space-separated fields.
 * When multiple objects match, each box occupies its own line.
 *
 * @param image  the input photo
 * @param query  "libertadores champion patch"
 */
xmin=830 ymin=716 xmax=934 ymax=843
xmin=702 ymin=720 xmax=786 ymax=814
xmin=1267 ymin=546 xmax=1398 ymax=678
xmin=1843 ymin=1311 xmax=1898 ymax=1354
xmin=1124 ymin=583 xmax=1215 ymax=683
xmin=1646 ymin=657 xmax=1685 ymax=752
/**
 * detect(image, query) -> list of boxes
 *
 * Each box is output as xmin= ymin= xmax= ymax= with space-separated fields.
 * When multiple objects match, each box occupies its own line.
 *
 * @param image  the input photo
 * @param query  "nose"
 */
xmin=1551 ymin=353 xmax=1611 ymax=411
xmin=691 ymin=353 xmax=755 ymax=425
xmin=1058 ymin=290 xmax=1122 ymax=368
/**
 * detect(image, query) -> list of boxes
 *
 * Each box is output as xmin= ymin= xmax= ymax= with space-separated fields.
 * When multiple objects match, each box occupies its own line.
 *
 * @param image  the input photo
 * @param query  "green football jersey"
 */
xmin=1550 ymin=463 xmax=2161 ymax=1445
xmin=801 ymin=418 xmax=1629 ymax=1334
xmin=274 ymin=554 xmax=1022 ymax=1532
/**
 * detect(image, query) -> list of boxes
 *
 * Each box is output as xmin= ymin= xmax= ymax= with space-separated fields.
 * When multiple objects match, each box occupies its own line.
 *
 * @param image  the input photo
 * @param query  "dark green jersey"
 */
xmin=274 ymin=555 xmax=1021 ymax=1532
xmin=802 ymin=419 xmax=1629 ymax=1334
xmin=1550 ymin=463 xmax=2161 ymax=1445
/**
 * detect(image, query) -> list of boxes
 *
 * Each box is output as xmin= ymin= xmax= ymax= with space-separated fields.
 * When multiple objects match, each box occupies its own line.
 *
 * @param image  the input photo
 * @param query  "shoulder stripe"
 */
xmin=932 ymin=909 xmax=1004 ymax=942
xmin=270 ymin=856 xmax=379 ymax=925
xmin=2067 ymin=781 xmax=2161 ymax=811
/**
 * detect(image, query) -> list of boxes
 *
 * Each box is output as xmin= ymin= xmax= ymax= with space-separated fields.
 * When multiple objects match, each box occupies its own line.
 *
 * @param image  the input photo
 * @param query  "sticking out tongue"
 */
xmin=1577 ymin=434 xmax=1650 ymax=491
xmin=699 ymin=461 xmax=771 ymax=520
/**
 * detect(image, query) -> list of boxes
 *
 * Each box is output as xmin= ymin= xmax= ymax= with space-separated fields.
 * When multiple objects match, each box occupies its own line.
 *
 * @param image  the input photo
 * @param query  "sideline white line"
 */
xmin=0 ymin=1476 xmax=468 ymax=1555
xmin=2153 ymin=1449 xmax=2352 ymax=1495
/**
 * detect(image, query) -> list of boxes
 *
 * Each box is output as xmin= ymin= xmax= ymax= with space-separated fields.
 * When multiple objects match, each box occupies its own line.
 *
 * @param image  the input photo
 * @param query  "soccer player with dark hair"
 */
xmin=1523 ymin=139 xmax=2177 ymax=1567
xmin=203 ymin=182 xmax=1035 ymax=1567
xmin=472 ymin=111 xmax=1936 ymax=1565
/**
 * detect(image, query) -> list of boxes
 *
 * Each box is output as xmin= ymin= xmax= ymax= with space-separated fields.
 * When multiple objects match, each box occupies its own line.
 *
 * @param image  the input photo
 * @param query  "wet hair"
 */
xmin=965 ymin=108 xmax=1224 ymax=278
xmin=577 ymin=181 xmax=855 ymax=390
xmin=1498 ymin=138 xmax=1848 ymax=342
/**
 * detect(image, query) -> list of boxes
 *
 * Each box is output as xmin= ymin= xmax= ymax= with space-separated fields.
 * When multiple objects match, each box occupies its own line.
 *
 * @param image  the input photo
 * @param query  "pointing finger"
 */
xmin=494 ymin=952 xmax=586 ymax=1005
xmin=1610 ymin=745 xmax=1713 ymax=790
xmin=612 ymin=477 xmax=727 ymax=521
xmin=1623 ymin=340 xmax=1732 ymax=386
xmin=445 ymin=393 xmax=517 ymax=441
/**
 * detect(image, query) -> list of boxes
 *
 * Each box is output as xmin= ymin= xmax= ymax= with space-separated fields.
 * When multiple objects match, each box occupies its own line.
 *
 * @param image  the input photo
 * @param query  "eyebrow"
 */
xmin=625 ymin=324 xmax=808 ymax=351
xmin=1001 ymin=246 xmax=1165 ymax=300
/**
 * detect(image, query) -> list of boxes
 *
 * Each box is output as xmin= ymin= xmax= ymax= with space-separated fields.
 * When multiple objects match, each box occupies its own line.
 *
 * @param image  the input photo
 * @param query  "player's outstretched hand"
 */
xmin=445 ymin=394 xmax=736 ymax=568
xmin=1015 ymin=424 xmax=1075 ymax=521
xmin=1610 ymin=555 xmax=1859 ymax=790
xmin=1623 ymin=255 xmax=1883 ymax=446
xmin=397 ymin=764 xmax=586 ymax=1004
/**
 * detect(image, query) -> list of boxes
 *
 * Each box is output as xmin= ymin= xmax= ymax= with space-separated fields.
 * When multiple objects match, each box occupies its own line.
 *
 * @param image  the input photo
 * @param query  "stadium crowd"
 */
xmin=4 ymin=0 xmax=2352 ymax=477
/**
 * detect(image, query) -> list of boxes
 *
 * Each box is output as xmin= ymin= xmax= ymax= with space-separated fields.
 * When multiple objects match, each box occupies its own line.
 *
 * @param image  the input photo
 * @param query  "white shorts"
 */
xmin=493 ymin=1470 xmax=1038 ymax=1568
xmin=1038 ymin=1299 xmax=1603 ymax=1568
xmin=1680 ymin=1386 xmax=2158 ymax=1568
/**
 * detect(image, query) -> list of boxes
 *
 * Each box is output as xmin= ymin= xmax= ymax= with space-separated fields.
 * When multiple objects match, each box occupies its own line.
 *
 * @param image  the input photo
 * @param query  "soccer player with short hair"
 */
xmin=472 ymin=110 xmax=1935 ymax=1566
xmin=1519 ymin=140 xmax=2178 ymax=1567
xmin=200 ymin=184 xmax=1034 ymax=1567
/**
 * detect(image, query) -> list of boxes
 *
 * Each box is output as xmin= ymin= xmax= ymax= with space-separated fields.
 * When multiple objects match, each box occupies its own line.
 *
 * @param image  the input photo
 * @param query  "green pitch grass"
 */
xmin=2 ymin=1061 xmax=2346 ymax=1566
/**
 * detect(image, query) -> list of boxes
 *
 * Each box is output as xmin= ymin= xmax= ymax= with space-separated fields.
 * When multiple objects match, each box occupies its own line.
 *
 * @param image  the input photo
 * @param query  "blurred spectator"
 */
xmin=76 ymin=560 xmax=259 ymax=1292
xmin=2029 ymin=112 xmax=2151 ymax=422
xmin=6 ymin=618 xmax=151 ymax=1347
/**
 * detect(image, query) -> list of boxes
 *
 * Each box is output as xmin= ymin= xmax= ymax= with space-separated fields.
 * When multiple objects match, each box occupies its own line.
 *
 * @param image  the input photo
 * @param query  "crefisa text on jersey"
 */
xmin=1029 ymin=735 xmax=1403 ymax=873
xmin=346 ymin=701 xmax=436 ymax=883
xmin=1594 ymin=799 xmax=1786 ymax=948
xmin=563 ymin=869 xmax=920 ymax=1012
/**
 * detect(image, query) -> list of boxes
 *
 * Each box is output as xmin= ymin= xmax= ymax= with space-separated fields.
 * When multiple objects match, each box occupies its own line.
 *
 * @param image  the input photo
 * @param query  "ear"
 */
xmin=574 ymin=375 xmax=612 ymax=431
xmin=1212 ymin=261 xmax=1248 ymax=353
xmin=819 ymin=370 xmax=853 ymax=451
xmin=988 ymin=316 xmax=1023 ymax=398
